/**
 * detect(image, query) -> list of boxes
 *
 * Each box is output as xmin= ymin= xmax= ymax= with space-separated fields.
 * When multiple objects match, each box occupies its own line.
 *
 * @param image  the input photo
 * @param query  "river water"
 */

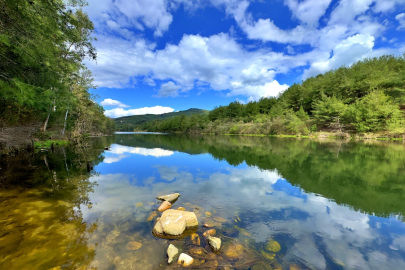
xmin=1 ymin=133 xmax=405 ymax=270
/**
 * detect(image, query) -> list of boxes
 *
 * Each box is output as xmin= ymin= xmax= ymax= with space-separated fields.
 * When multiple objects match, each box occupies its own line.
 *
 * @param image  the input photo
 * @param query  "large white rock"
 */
xmin=156 ymin=209 xmax=198 ymax=236
xmin=157 ymin=193 xmax=181 ymax=203
xmin=178 ymin=253 xmax=194 ymax=266
xmin=167 ymin=244 xmax=179 ymax=264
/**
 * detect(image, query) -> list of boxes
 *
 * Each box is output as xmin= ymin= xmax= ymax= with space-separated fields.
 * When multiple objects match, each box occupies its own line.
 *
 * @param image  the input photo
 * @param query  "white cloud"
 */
xmin=373 ymin=0 xmax=405 ymax=13
xmin=100 ymin=98 xmax=130 ymax=108
xmin=157 ymin=81 xmax=181 ymax=97
xmin=303 ymin=34 xmax=375 ymax=79
xmin=104 ymin=105 xmax=175 ymax=118
xmin=396 ymin=13 xmax=405 ymax=29
xmin=284 ymin=0 xmax=332 ymax=27
xmin=87 ymin=32 xmax=295 ymax=99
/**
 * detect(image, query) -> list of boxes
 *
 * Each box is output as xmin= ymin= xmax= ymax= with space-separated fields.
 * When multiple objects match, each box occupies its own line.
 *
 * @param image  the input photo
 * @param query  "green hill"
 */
xmin=114 ymin=108 xmax=206 ymax=131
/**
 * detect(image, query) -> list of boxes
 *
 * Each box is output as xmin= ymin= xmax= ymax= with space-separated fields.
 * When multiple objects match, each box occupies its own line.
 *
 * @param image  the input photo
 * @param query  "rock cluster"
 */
xmin=151 ymin=192 xmax=225 ymax=266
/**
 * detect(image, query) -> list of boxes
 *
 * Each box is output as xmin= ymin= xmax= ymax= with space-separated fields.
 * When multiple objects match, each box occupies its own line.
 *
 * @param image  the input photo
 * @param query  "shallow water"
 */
xmin=1 ymin=134 xmax=405 ymax=270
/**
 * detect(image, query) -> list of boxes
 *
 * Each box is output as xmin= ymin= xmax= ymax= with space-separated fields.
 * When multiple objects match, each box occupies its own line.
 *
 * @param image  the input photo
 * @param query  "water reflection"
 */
xmin=2 ymin=134 xmax=405 ymax=269
xmin=81 ymin=134 xmax=405 ymax=270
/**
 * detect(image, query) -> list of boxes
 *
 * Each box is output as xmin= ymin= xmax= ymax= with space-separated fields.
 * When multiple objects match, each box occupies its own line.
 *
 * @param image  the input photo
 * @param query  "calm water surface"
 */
xmin=1 ymin=133 xmax=405 ymax=270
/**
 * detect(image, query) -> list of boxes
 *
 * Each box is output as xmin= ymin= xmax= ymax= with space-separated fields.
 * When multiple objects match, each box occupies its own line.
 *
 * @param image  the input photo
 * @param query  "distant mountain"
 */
xmin=114 ymin=108 xmax=206 ymax=131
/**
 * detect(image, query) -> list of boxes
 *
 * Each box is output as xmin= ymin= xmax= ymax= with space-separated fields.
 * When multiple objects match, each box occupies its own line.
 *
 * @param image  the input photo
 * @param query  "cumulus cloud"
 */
xmin=87 ymin=32 xmax=296 ymax=99
xmin=157 ymin=81 xmax=181 ymax=97
xmin=396 ymin=13 xmax=405 ymax=29
xmin=284 ymin=0 xmax=332 ymax=27
xmin=303 ymin=34 xmax=375 ymax=79
xmin=105 ymin=105 xmax=174 ymax=118
xmin=100 ymin=98 xmax=130 ymax=108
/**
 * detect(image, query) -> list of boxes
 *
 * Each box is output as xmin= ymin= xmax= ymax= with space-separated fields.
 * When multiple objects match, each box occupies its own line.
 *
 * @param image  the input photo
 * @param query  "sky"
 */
xmin=83 ymin=0 xmax=405 ymax=118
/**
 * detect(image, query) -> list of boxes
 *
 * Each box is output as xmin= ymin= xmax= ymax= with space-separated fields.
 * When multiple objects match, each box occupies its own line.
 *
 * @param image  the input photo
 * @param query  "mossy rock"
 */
xmin=264 ymin=240 xmax=281 ymax=253
xmin=252 ymin=261 xmax=273 ymax=270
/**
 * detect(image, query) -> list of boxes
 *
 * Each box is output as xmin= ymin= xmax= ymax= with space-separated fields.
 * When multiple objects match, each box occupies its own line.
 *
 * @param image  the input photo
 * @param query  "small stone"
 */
xmin=265 ymin=240 xmax=281 ymax=253
xmin=167 ymin=244 xmax=179 ymax=264
xmin=191 ymin=233 xmax=200 ymax=245
xmin=207 ymin=236 xmax=221 ymax=252
xmin=205 ymin=211 xmax=212 ymax=217
xmin=178 ymin=253 xmax=194 ymax=266
xmin=126 ymin=241 xmax=142 ymax=251
xmin=147 ymin=212 xmax=158 ymax=221
xmin=135 ymin=202 xmax=144 ymax=207
xmin=213 ymin=216 xmax=227 ymax=223
xmin=203 ymin=229 xmax=216 ymax=237
xmin=177 ymin=207 xmax=186 ymax=211
xmin=203 ymin=223 xmax=212 ymax=228
xmin=158 ymin=201 xmax=172 ymax=212
xmin=148 ymin=202 xmax=155 ymax=205
xmin=157 ymin=193 xmax=181 ymax=203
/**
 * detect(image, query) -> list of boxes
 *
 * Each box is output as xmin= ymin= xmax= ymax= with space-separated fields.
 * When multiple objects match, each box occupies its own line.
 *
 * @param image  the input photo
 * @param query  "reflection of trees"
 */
xmin=0 ymin=136 xmax=113 ymax=269
xmin=116 ymin=134 xmax=405 ymax=220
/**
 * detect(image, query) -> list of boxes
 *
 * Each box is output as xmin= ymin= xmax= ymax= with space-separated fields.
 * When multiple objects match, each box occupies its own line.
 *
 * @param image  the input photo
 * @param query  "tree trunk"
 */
xmin=43 ymin=99 xmax=55 ymax=132
xmin=43 ymin=113 xmax=50 ymax=132
xmin=62 ymin=106 xmax=69 ymax=136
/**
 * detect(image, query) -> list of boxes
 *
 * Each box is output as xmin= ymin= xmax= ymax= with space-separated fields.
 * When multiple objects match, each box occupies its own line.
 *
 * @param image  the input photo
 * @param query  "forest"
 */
xmin=0 ymin=0 xmax=114 ymax=144
xmin=135 ymin=55 xmax=405 ymax=138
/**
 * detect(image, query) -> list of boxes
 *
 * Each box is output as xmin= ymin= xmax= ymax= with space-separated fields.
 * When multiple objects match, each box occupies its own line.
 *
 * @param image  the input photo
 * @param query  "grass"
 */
xmin=34 ymin=140 xmax=70 ymax=148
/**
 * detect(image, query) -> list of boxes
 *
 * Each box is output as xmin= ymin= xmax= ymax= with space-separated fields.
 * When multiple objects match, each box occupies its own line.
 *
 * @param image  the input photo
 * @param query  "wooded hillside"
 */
xmin=137 ymin=55 xmax=405 ymax=137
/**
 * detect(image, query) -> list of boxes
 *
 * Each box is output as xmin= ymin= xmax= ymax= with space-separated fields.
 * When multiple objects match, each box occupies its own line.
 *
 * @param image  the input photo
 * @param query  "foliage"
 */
xmin=0 ymin=0 xmax=113 ymax=136
xmin=34 ymin=140 xmax=70 ymax=148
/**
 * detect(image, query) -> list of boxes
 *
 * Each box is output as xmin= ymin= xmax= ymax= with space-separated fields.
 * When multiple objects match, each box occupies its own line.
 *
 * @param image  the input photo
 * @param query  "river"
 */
xmin=1 ymin=133 xmax=405 ymax=270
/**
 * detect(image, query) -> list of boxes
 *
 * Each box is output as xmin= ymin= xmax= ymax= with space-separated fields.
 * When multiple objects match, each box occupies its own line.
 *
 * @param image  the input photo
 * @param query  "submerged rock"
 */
xmin=126 ymin=241 xmax=142 ymax=251
xmin=135 ymin=202 xmax=144 ymax=207
xmin=213 ymin=216 xmax=227 ymax=223
xmin=147 ymin=212 xmax=158 ymax=221
xmin=157 ymin=193 xmax=181 ymax=203
xmin=207 ymin=236 xmax=221 ymax=252
xmin=154 ymin=209 xmax=198 ymax=237
xmin=178 ymin=253 xmax=194 ymax=266
xmin=167 ymin=244 xmax=179 ymax=264
xmin=251 ymin=261 xmax=274 ymax=270
xmin=203 ymin=229 xmax=216 ymax=237
xmin=177 ymin=207 xmax=186 ymax=211
xmin=158 ymin=201 xmax=172 ymax=212
xmin=265 ymin=240 xmax=281 ymax=253
xmin=224 ymin=243 xmax=244 ymax=258
xmin=191 ymin=233 xmax=200 ymax=245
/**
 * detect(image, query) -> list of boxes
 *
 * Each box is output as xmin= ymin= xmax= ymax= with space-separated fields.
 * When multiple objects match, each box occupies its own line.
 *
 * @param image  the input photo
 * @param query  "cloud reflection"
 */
xmin=84 ymin=164 xmax=405 ymax=269
xmin=103 ymin=144 xmax=174 ymax=163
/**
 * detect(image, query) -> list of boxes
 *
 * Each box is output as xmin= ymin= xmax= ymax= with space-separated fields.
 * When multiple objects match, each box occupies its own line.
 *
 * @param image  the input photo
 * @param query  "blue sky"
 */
xmin=83 ymin=0 xmax=405 ymax=118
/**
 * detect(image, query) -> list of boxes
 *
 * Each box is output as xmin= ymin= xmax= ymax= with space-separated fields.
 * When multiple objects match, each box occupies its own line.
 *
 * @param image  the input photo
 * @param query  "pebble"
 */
xmin=178 ymin=253 xmax=194 ymax=266
xmin=126 ymin=241 xmax=142 ymax=251
xmin=203 ymin=229 xmax=216 ymax=237
xmin=158 ymin=201 xmax=172 ymax=212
